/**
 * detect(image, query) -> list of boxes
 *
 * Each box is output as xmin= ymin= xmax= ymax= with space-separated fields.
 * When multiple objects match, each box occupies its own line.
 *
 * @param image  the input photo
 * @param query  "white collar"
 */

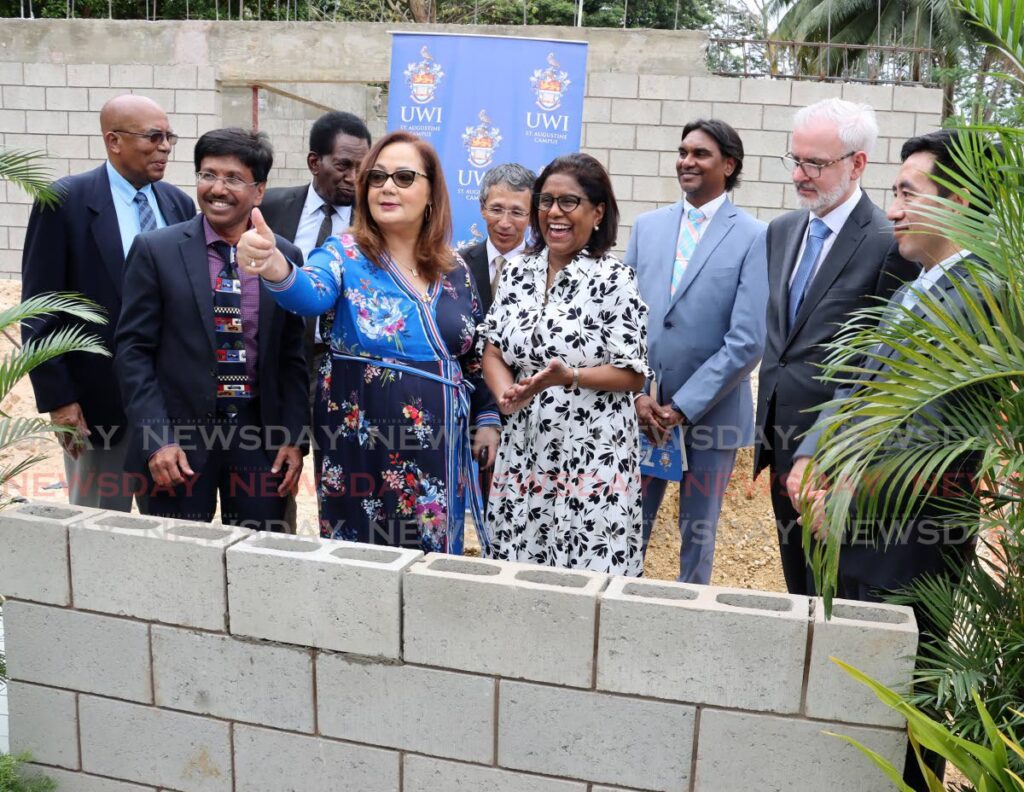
xmin=302 ymin=182 xmax=351 ymax=220
xmin=682 ymin=192 xmax=728 ymax=222
xmin=486 ymin=236 xmax=525 ymax=265
xmin=812 ymin=186 xmax=863 ymax=236
xmin=918 ymin=249 xmax=968 ymax=288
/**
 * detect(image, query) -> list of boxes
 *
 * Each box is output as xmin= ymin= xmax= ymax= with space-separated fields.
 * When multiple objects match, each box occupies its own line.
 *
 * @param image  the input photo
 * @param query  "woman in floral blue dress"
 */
xmin=237 ymin=131 xmax=500 ymax=553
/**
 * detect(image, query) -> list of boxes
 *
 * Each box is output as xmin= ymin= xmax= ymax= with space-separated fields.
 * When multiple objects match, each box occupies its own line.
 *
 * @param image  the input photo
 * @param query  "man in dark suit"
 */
xmin=795 ymin=128 xmax=983 ymax=792
xmin=753 ymin=98 xmax=918 ymax=595
xmin=115 ymin=128 xmax=308 ymax=531
xmin=22 ymin=95 xmax=195 ymax=511
xmin=259 ymin=111 xmax=371 ymax=390
xmin=459 ymin=162 xmax=535 ymax=316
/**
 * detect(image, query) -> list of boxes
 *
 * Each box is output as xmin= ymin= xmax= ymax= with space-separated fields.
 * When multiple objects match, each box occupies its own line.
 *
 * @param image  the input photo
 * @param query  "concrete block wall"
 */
xmin=0 ymin=20 xmax=943 ymax=277
xmin=1 ymin=500 xmax=919 ymax=792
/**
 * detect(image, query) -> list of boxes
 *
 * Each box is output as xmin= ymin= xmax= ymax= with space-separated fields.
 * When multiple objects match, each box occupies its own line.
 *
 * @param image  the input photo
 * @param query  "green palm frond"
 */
xmin=0 ymin=292 xmax=108 ymax=333
xmin=958 ymin=0 xmax=1024 ymax=79
xmin=0 ymin=149 xmax=58 ymax=208
xmin=0 ymin=326 xmax=110 ymax=406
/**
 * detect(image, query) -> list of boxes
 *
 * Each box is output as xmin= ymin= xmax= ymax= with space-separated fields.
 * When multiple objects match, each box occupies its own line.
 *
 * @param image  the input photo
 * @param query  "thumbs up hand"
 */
xmin=238 ymin=207 xmax=289 ymax=282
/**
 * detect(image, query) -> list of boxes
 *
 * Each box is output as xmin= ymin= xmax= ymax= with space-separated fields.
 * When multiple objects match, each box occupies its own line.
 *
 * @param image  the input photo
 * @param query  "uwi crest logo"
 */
xmin=530 ymin=52 xmax=571 ymax=111
xmin=462 ymin=110 xmax=502 ymax=168
xmin=454 ymin=222 xmax=486 ymax=252
xmin=404 ymin=45 xmax=444 ymax=105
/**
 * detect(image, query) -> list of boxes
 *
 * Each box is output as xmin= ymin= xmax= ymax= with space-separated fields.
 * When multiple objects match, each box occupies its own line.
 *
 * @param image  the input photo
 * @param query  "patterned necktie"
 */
xmin=133 ymin=191 xmax=157 ymax=234
xmin=671 ymin=207 xmax=706 ymax=296
xmin=490 ymin=254 xmax=507 ymax=297
xmin=316 ymin=203 xmax=334 ymax=248
xmin=211 ymin=241 xmax=252 ymax=418
xmin=788 ymin=217 xmax=833 ymax=329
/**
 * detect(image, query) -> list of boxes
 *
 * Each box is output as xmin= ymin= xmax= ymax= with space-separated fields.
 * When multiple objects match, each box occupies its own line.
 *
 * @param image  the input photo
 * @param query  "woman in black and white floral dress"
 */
xmin=480 ymin=153 xmax=649 ymax=575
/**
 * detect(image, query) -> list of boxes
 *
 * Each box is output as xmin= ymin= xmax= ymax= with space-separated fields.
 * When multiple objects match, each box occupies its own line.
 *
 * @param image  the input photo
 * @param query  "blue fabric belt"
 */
xmin=331 ymin=352 xmax=490 ymax=554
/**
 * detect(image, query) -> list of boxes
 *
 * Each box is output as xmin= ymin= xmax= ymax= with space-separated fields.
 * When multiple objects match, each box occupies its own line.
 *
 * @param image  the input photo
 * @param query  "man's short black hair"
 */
xmin=680 ymin=118 xmax=745 ymax=191
xmin=900 ymin=129 xmax=969 ymax=198
xmin=194 ymin=127 xmax=274 ymax=183
xmin=309 ymin=111 xmax=372 ymax=157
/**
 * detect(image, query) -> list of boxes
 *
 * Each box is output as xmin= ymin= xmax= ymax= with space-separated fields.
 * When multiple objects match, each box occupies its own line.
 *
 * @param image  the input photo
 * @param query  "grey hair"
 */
xmin=479 ymin=162 xmax=537 ymax=206
xmin=793 ymin=98 xmax=879 ymax=156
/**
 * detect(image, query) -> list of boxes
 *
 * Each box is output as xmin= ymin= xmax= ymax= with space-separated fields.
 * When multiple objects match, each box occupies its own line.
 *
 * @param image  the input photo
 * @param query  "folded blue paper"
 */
xmin=639 ymin=426 xmax=686 ymax=481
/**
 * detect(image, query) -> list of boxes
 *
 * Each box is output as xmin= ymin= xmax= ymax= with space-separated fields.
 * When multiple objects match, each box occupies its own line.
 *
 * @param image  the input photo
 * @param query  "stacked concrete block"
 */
xmin=598 ymin=577 xmax=808 ymax=712
xmin=227 ymin=533 xmax=421 ymax=658
xmin=805 ymin=598 xmax=919 ymax=727
xmin=694 ymin=709 xmax=907 ymax=792
xmin=317 ymin=653 xmax=495 ymax=762
xmin=499 ymin=681 xmax=696 ymax=791
xmin=0 ymin=502 xmax=98 ymax=604
xmin=404 ymin=554 xmax=606 ymax=686
xmin=2 ymin=493 xmax=918 ymax=792
xmin=70 ymin=512 xmax=249 ymax=629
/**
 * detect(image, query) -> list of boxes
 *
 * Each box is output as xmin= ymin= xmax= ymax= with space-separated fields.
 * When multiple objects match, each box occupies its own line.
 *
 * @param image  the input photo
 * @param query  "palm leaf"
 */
xmin=0 ymin=292 xmax=108 ymax=333
xmin=0 ymin=327 xmax=109 ymax=406
xmin=0 ymin=149 xmax=58 ymax=207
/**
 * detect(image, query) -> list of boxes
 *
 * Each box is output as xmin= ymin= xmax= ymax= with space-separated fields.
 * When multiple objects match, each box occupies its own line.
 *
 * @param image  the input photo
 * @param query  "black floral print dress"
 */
xmin=480 ymin=247 xmax=649 ymax=575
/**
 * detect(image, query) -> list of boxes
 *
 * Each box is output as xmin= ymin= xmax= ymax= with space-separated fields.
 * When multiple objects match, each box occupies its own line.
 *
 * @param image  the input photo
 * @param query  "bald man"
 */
xmin=22 ymin=94 xmax=195 ymax=510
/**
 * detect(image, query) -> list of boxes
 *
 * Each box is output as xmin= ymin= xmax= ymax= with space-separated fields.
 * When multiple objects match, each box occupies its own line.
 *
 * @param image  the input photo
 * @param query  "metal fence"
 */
xmin=707 ymin=38 xmax=940 ymax=88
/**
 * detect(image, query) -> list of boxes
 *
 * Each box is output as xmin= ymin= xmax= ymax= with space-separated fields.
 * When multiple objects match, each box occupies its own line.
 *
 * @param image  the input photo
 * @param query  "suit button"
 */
xmin=779 ymin=358 xmax=787 ymax=367
xmin=206 ymin=411 xmax=213 ymax=418
xmin=664 ymin=320 xmax=674 ymax=329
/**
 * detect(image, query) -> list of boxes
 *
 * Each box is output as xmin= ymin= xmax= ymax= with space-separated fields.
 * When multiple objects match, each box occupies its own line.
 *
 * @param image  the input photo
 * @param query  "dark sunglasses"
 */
xmin=113 ymin=129 xmax=179 ymax=146
xmin=367 ymin=168 xmax=429 ymax=189
xmin=534 ymin=193 xmax=585 ymax=213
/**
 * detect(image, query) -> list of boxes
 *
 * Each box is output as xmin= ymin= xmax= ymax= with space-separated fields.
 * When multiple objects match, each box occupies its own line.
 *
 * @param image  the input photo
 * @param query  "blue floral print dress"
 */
xmin=265 ymin=233 xmax=500 ymax=553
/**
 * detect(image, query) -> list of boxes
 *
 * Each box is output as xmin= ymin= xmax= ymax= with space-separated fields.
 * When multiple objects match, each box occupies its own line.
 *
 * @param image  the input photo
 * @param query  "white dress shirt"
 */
xmin=900 ymin=249 xmax=967 ymax=310
xmin=292 ymin=182 xmax=353 ymax=259
xmin=681 ymin=191 xmax=728 ymax=243
xmin=788 ymin=186 xmax=863 ymax=288
xmin=486 ymin=237 xmax=526 ymax=284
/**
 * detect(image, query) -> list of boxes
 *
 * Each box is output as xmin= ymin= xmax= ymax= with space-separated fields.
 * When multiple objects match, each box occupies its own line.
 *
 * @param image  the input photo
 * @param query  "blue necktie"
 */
xmin=133 ymin=191 xmax=157 ymax=234
xmin=788 ymin=217 xmax=832 ymax=329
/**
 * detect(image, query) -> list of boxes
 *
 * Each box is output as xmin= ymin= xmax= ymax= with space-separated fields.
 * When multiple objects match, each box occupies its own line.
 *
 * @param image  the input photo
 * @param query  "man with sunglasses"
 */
xmin=459 ymin=162 xmax=536 ymax=316
xmin=22 ymin=94 xmax=195 ymax=511
xmin=753 ymin=98 xmax=917 ymax=595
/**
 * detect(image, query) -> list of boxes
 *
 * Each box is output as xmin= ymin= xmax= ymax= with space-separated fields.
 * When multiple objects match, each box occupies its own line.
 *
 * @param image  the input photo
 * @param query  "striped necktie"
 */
xmin=133 ymin=191 xmax=157 ymax=234
xmin=671 ymin=207 xmax=706 ymax=296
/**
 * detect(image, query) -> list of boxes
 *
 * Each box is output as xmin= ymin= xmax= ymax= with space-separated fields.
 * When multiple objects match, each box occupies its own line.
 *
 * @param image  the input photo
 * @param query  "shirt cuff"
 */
xmin=475 ymin=410 xmax=501 ymax=429
xmin=262 ymin=259 xmax=299 ymax=292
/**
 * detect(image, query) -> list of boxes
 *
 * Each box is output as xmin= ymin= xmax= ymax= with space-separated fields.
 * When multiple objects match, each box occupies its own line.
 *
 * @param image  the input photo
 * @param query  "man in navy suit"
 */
xmin=115 ymin=128 xmax=308 ymax=531
xmin=626 ymin=119 xmax=768 ymax=584
xmin=22 ymin=95 xmax=195 ymax=511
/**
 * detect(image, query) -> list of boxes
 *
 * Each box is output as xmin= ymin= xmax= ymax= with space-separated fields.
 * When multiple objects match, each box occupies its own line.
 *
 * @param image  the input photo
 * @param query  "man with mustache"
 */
xmin=626 ymin=119 xmax=768 ymax=584
xmin=753 ymin=98 xmax=917 ymax=595
xmin=22 ymin=95 xmax=195 ymax=510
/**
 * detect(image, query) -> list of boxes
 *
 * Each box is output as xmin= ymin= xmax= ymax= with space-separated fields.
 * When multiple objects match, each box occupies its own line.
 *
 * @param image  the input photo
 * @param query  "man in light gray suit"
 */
xmin=753 ymin=98 xmax=917 ymax=595
xmin=626 ymin=119 xmax=768 ymax=584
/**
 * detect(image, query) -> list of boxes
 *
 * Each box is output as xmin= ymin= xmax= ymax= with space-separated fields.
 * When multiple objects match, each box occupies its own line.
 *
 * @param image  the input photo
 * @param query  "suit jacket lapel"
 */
xmin=281 ymin=186 xmax=306 ymax=242
xmin=775 ymin=212 xmax=807 ymax=341
xmin=153 ymin=181 xmax=190 ymax=226
xmin=668 ymin=202 xmax=736 ymax=311
xmin=786 ymin=193 xmax=872 ymax=344
xmin=180 ymin=216 xmax=217 ymax=355
xmin=87 ymin=165 xmax=129 ymax=296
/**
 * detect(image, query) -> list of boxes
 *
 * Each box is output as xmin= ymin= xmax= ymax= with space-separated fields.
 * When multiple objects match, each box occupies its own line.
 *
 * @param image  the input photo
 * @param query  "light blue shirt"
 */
xmin=900 ymin=250 xmax=967 ymax=311
xmin=106 ymin=161 xmax=167 ymax=258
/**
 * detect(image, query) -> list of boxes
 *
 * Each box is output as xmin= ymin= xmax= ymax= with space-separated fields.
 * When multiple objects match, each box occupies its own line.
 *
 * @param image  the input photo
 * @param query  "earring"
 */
xmin=593 ymin=224 xmax=600 ymax=231
xmin=424 ymin=203 xmax=432 ymax=221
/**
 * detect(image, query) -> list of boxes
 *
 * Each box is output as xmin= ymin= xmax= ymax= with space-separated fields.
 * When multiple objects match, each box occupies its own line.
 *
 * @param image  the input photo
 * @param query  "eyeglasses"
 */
xmin=196 ymin=171 xmax=261 ymax=191
xmin=534 ymin=193 xmax=585 ymax=213
xmin=780 ymin=151 xmax=855 ymax=179
xmin=113 ymin=129 xmax=179 ymax=146
xmin=366 ymin=168 xmax=429 ymax=189
xmin=483 ymin=205 xmax=530 ymax=220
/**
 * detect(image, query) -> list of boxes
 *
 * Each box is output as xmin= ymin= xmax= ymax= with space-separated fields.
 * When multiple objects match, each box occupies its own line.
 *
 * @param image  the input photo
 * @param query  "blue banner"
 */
xmin=387 ymin=32 xmax=588 ymax=249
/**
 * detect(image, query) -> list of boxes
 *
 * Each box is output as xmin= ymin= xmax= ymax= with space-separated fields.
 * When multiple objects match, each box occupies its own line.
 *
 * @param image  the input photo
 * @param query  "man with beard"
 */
xmin=753 ymin=98 xmax=917 ymax=595
xmin=22 ymin=95 xmax=195 ymax=510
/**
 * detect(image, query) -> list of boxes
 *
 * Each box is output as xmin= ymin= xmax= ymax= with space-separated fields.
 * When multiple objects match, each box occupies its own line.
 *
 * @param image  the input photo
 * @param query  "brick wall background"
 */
xmin=0 ymin=20 xmax=943 ymax=277
xmin=0 ymin=501 xmax=919 ymax=792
